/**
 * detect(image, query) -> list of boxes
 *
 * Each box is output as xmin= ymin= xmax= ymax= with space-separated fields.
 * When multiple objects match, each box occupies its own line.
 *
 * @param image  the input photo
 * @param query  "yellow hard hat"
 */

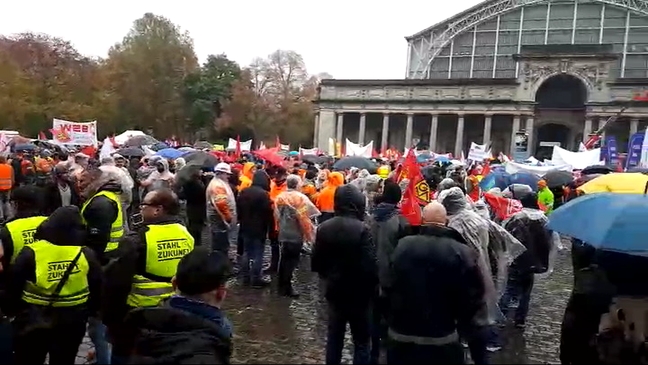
xmin=377 ymin=165 xmax=390 ymax=179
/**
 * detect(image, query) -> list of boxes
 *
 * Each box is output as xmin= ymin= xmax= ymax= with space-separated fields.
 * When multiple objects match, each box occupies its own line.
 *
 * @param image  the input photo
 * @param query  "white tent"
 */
xmin=114 ymin=130 xmax=145 ymax=145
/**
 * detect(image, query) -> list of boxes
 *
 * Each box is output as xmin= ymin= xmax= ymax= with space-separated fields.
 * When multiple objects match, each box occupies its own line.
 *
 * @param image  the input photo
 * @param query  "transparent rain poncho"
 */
xmin=438 ymin=187 xmax=526 ymax=324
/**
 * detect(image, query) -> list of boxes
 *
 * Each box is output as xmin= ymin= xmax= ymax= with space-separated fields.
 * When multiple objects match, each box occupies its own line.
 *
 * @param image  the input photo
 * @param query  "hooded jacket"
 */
xmin=236 ymin=171 xmax=273 ymax=239
xmin=121 ymin=296 xmax=232 ymax=364
xmin=238 ymin=162 xmax=255 ymax=192
xmin=312 ymin=184 xmax=378 ymax=304
xmin=315 ymin=171 xmax=344 ymax=213
xmin=81 ymin=170 xmax=123 ymax=262
xmin=5 ymin=206 xmax=103 ymax=316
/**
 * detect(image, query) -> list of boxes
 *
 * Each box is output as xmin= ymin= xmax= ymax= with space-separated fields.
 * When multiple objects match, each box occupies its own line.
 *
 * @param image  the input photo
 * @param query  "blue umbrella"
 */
xmin=289 ymin=151 xmax=299 ymax=156
xmin=434 ymin=155 xmax=450 ymax=163
xmin=155 ymin=148 xmax=183 ymax=159
xmin=151 ymin=142 xmax=169 ymax=151
xmin=547 ymin=193 xmax=648 ymax=256
xmin=417 ymin=153 xmax=432 ymax=163
xmin=508 ymin=172 xmax=540 ymax=190
xmin=479 ymin=169 xmax=510 ymax=191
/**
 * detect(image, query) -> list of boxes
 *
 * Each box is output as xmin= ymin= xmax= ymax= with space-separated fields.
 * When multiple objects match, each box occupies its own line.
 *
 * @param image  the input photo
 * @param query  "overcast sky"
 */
xmin=1 ymin=0 xmax=482 ymax=79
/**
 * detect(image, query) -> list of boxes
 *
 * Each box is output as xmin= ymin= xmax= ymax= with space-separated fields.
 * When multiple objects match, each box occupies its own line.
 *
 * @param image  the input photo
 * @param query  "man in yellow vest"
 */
xmin=77 ymin=167 xmax=124 ymax=262
xmin=76 ymin=166 xmax=125 ymax=364
xmin=0 ymin=185 xmax=48 ymax=271
xmin=102 ymin=188 xmax=194 ymax=364
xmin=6 ymin=206 xmax=102 ymax=364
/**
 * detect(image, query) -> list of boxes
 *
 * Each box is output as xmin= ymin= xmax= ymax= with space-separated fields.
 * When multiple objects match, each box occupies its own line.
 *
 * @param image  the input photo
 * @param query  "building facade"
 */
xmin=314 ymin=0 xmax=648 ymax=160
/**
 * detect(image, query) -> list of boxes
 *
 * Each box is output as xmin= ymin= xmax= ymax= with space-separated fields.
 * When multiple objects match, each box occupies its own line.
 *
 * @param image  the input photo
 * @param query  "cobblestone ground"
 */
xmin=75 ymin=244 xmax=573 ymax=364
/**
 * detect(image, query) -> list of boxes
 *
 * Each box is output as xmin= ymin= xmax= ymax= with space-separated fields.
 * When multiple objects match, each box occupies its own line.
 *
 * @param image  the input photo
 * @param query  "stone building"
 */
xmin=313 ymin=0 xmax=648 ymax=160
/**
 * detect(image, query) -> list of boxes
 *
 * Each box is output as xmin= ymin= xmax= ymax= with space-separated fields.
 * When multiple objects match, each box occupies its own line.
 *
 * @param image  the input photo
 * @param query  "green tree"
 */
xmin=105 ymin=13 xmax=198 ymax=138
xmin=184 ymin=54 xmax=241 ymax=140
xmin=0 ymin=33 xmax=103 ymax=136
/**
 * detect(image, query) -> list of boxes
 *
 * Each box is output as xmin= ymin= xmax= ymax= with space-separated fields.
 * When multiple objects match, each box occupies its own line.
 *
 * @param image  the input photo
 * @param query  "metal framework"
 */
xmin=407 ymin=0 xmax=648 ymax=78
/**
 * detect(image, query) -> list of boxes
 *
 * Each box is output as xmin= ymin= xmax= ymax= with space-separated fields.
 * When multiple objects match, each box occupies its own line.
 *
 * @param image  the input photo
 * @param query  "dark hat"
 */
xmin=175 ymin=247 xmax=231 ymax=296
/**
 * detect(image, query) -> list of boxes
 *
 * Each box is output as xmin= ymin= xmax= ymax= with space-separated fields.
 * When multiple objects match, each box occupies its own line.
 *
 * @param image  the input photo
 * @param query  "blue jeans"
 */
xmin=210 ymin=224 xmax=230 ymax=254
xmin=88 ymin=317 xmax=111 ymax=364
xmin=326 ymin=302 xmax=371 ymax=364
xmin=499 ymin=270 xmax=535 ymax=324
xmin=241 ymin=235 xmax=265 ymax=281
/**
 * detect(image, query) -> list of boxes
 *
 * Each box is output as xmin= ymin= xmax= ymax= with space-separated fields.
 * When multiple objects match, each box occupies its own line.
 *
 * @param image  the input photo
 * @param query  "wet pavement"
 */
xmin=75 ymin=244 xmax=573 ymax=364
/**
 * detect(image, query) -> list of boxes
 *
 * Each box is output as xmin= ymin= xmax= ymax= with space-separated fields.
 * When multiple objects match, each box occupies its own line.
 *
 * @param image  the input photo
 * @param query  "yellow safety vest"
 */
xmin=81 ymin=190 xmax=124 ymax=252
xmin=6 ymin=216 xmax=48 ymax=263
xmin=22 ymin=240 xmax=90 ymax=307
xmin=126 ymin=223 xmax=194 ymax=308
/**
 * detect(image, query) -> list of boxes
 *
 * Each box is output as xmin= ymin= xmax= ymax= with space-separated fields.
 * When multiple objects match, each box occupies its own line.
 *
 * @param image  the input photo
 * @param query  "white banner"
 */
xmin=52 ymin=119 xmax=97 ymax=146
xmin=345 ymin=139 xmax=373 ymax=158
xmin=227 ymin=138 xmax=252 ymax=151
xmin=280 ymin=143 xmax=290 ymax=151
xmin=550 ymin=145 xmax=603 ymax=170
xmin=467 ymin=142 xmax=489 ymax=161
xmin=640 ymin=128 xmax=648 ymax=168
xmin=328 ymin=138 xmax=335 ymax=156
xmin=299 ymin=147 xmax=318 ymax=155
xmin=505 ymin=161 xmax=573 ymax=175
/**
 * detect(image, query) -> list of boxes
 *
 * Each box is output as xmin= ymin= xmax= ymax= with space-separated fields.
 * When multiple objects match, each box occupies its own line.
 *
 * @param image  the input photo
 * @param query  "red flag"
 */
xmin=235 ymin=135 xmax=241 ymax=159
xmin=399 ymin=149 xmax=431 ymax=226
xmin=38 ymin=131 xmax=46 ymax=140
xmin=481 ymin=162 xmax=491 ymax=178
xmin=483 ymin=192 xmax=522 ymax=220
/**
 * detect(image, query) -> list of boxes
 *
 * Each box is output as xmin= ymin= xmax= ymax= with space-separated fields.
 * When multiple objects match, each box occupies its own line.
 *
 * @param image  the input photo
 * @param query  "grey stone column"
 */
xmin=358 ymin=112 xmax=367 ymax=145
xmin=454 ymin=114 xmax=465 ymax=158
xmin=405 ymin=113 xmax=414 ymax=149
xmin=525 ymin=116 xmax=535 ymax=157
xmin=630 ymin=118 xmax=639 ymax=139
xmin=381 ymin=113 xmax=389 ymax=153
xmin=483 ymin=114 xmax=492 ymax=146
xmin=336 ymin=112 xmax=344 ymax=145
xmin=429 ymin=113 xmax=439 ymax=152
xmin=313 ymin=112 xmax=320 ymax=148
xmin=583 ymin=117 xmax=593 ymax=141
xmin=510 ymin=115 xmax=520 ymax=155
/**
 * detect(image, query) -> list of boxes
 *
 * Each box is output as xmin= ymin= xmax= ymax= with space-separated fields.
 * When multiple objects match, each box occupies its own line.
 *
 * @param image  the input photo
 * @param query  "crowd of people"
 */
xmin=0 ymin=142 xmax=637 ymax=365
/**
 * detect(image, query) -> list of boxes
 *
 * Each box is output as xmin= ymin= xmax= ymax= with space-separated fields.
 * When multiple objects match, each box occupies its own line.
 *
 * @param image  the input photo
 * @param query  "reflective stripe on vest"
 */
xmin=6 ymin=216 xmax=48 ymax=263
xmin=21 ymin=241 xmax=90 ymax=307
xmin=126 ymin=223 xmax=194 ymax=308
xmin=81 ymin=190 xmax=124 ymax=252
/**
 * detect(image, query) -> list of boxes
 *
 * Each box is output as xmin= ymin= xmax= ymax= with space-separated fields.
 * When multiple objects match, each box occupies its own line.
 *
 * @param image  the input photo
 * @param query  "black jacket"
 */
xmin=177 ymin=174 xmax=207 ymax=222
xmin=370 ymin=203 xmax=411 ymax=291
xmin=101 ymin=216 xmax=184 ymax=330
xmin=388 ymin=225 xmax=486 ymax=338
xmin=5 ymin=206 xmax=102 ymax=317
xmin=122 ymin=296 xmax=232 ymax=364
xmin=236 ymin=171 xmax=273 ymax=239
xmin=81 ymin=182 xmax=122 ymax=262
xmin=42 ymin=180 xmax=80 ymax=215
xmin=312 ymin=184 xmax=378 ymax=304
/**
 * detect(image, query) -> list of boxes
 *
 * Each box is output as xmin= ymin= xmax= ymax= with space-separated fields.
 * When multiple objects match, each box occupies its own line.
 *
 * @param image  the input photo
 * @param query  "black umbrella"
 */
xmin=184 ymin=151 xmax=219 ymax=169
xmin=124 ymin=135 xmax=158 ymax=147
xmin=333 ymin=156 xmax=378 ymax=173
xmin=628 ymin=166 xmax=648 ymax=173
xmin=542 ymin=170 xmax=574 ymax=188
xmin=193 ymin=141 xmax=213 ymax=149
xmin=580 ymin=165 xmax=613 ymax=175
xmin=116 ymin=147 xmax=145 ymax=158
xmin=302 ymin=155 xmax=329 ymax=165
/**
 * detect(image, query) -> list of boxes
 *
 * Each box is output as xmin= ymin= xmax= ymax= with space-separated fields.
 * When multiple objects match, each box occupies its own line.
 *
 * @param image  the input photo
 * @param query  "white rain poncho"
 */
xmin=438 ymin=187 xmax=526 ymax=324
